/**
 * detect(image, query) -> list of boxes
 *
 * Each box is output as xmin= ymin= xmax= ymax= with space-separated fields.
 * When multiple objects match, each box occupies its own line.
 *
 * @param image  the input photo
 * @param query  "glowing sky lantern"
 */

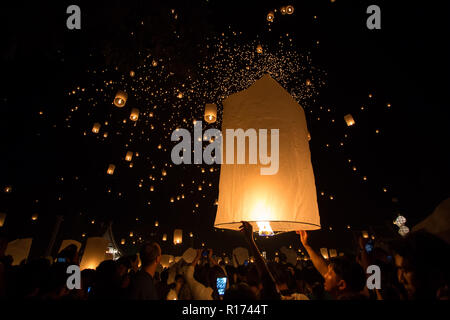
xmin=204 ymin=103 xmax=217 ymax=124
xmin=130 ymin=108 xmax=139 ymax=121
xmin=125 ymin=151 xmax=133 ymax=162
xmin=92 ymin=122 xmax=101 ymax=134
xmin=267 ymin=11 xmax=274 ymax=22
xmin=113 ymin=90 xmax=128 ymax=107
xmin=256 ymin=44 xmax=263 ymax=54
xmin=162 ymin=233 xmax=167 ymax=241
xmin=107 ymin=164 xmax=116 ymax=175
xmin=320 ymin=248 xmax=329 ymax=259
xmin=344 ymin=114 xmax=355 ymax=126
xmin=173 ymin=229 xmax=182 ymax=245
xmin=214 ymin=75 xmax=321 ymax=235
xmin=286 ymin=5 xmax=294 ymax=14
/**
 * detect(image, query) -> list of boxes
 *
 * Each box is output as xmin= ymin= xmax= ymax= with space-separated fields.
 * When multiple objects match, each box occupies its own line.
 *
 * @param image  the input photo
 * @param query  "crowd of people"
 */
xmin=0 ymin=222 xmax=449 ymax=300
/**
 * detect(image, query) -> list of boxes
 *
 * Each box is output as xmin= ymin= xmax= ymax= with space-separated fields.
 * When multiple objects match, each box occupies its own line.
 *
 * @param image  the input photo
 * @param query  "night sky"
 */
xmin=1 ymin=0 xmax=449 ymax=259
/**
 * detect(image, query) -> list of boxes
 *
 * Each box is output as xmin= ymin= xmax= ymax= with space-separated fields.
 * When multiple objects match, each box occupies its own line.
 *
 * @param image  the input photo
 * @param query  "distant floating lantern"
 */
xmin=162 ymin=234 xmax=167 ymax=241
xmin=320 ymin=248 xmax=329 ymax=259
xmin=398 ymin=225 xmax=410 ymax=237
xmin=155 ymin=221 xmax=159 ymax=227
xmin=107 ymin=164 xmax=116 ymax=175
xmin=177 ymin=92 xmax=183 ymax=99
xmin=129 ymin=232 xmax=134 ymax=237
xmin=92 ymin=123 xmax=101 ymax=134
xmin=189 ymin=232 xmax=193 ymax=238
xmin=267 ymin=11 xmax=274 ymax=22
xmin=362 ymin=230 xmax=369 ymax=239
xmin=394 ymin=215 xmax=407 ymax=227
xmin=31 ymin=213 xmax=38 ymax=221
xmin=120 ymin=239 xmax=126 ymax=245
xmin=173 ymin=229 xmax=182 ymax=245
xmin=129 ymin=70 xmax=135 ymax=77
xmin=344 ymin=114 xmax=355 ymax=126
xmin=329 ymin=249 xmax=337 ymax=258
xmin=0 ymin=212 xmax=6 ymax=227
xmin=256 ymin=45 xmax=263 ymax=54
xmin=204 ymin=104 xmax=217 ymax=124
xmin=170 ymin=197 xmax=174 ymax=203
xmin=286 ymin=5 xmax=294 ymax=14
xmin=150 ymin=186 xmax=155 ymax=192
xmin=4 ymin=186 xmax=12 ymax=193
xmin=306 ymin=79 xmax=311 ymax=86
xmin=280 ymin=6 xmax=287 ymax=14
xmin=113 ymin=91 xmax=128 ymax=107
xmin=307 ymin=132 xmax=311 ymax=141
xmin=125 ymin=151 xmax=133 ymax=162
xmin=130 ymin=108 xmax=140 ymax=121
xmin=152 ymin=60 xmax=158 ymax=67
xmin=162 ymin=169 xmax=167 ymax=176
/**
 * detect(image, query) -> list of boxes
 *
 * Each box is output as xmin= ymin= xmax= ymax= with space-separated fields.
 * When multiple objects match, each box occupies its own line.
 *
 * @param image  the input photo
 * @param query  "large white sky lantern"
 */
xmin=214 ymin=74 xmax=321 ymax=235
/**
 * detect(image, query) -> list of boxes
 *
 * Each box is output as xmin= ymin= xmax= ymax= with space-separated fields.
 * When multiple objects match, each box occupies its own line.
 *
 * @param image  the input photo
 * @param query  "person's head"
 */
xmin=139 ymin=242 xmax=161 ymax=268
xmin=324 ymin=258 xmax=366 ymax=297
xmin=224 ymin=282 xmax=257 ymax=300
xmin=390 ymin=231 xmax=450 ymax=299
xmin=57 ymin=244 xmax=79 ymax=265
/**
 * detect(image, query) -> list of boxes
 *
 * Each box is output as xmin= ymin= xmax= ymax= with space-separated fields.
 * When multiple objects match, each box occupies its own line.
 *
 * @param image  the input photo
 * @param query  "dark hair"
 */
xmin=139 ymin=242 xmax=161 ymax=267
xmin=224 ymin=282 xmax=257 ymax=300
xmin=389 ymin=230 xmax=450 ymax=299
xmin=329 ymin=257 xmax=366 ymax=293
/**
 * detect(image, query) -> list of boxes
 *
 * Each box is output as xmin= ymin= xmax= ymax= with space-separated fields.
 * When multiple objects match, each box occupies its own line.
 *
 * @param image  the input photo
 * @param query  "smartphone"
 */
xmin=87 ymin=287 xmax=92 ymax=293
xmin=216 ymin=277 xmax=227 ymax=296
xmin=243 ymin=260 xmax=249 ymax=266
xmin=365 ymin=240 xmax=374 ymax=253
xmin=202 ymin=249 xmax=208 ymax=258
xmin=57 ymin=257 xmax=67 ymax=263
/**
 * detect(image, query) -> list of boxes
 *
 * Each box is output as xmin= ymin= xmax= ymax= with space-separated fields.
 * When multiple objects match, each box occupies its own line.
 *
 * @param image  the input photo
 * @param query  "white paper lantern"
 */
xmin=113 ymin=91 xmax=128 ymax=107
xmin=329 ymin=249 xmax=337 ymax=258
xmin=394 ymin=215 xmax=407 ymax=227
xmin=214 ymin=75 xmax=321 ymax=235
xmin=80 ymin=237 xmax=109 ymax=270
xmin=398 ymin=225 xmax=410 ymax=237
xmin=362 ymin=230 xmax=369 ymax=239
xmin=173 ymin=229 xmax=182 ymax=245
xmin=204 ymin=103 xmax=217 ymax=124
xmin=162 ymin=234 xmax=167 ymax=241
xmin=5 ymin=238 xmax=33 ymax=265
xmin=286 ymin=5 xmax=294 ymax=14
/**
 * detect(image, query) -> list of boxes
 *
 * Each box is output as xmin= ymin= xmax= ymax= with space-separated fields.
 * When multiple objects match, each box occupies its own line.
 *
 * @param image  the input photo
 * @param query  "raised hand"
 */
xmin=296 ymin=230 xmax=309 ymax=247
xmin=239 ymin=221 xmax=254 ymax=242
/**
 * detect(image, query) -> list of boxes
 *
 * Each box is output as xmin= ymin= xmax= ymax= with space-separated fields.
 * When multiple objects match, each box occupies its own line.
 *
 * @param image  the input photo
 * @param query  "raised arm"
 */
xmin=240 ymin=221 xmax=280 ymax=300
xmin=297 ymin=230 xmax=328 ymax=277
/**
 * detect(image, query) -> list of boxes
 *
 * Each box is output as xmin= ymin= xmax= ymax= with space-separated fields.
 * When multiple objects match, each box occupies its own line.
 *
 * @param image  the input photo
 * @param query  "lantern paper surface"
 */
xmin=0 ymin=212 xmax=6 ymax=227
xmin=80 ymin=237 xmax=109 ymax=270
xmin=5 ymin=238 xmax=33 ymax=265
xmin=58 ymin=239 xmax=82 ymax=253
xmin=214 ymin=74 xmax=320 ymax=232
xmin=329 ymin=249 xmax=337 ymax=258
xmin=173 ymin=229 xmax=182 ymax=245
xmin=182 ymin=248 xmax=197 ymax=263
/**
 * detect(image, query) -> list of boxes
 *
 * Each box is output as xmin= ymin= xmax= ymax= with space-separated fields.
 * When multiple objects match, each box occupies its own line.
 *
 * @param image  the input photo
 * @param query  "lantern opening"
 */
xmin=256 ymin=221 xmax=274 ymax=236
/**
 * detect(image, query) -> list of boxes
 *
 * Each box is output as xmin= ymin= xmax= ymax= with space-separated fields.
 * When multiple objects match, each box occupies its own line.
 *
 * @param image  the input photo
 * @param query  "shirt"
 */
xmin=128 ymin=270 xmax=159 ymax=300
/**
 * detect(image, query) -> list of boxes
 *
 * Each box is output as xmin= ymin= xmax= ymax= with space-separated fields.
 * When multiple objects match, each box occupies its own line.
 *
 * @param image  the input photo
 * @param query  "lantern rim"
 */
xmin=214 ymin=220 xmax=321 ymax=232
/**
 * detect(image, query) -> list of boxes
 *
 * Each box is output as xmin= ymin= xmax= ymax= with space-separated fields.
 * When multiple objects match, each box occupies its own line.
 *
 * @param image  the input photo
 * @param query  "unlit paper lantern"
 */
xmin=173 ymin=229 xmax=182 ymax=245
xmin=5 ymin=238 xmax=33 ymax=265
xmin=114 ymin=91 xmax=128 ymax=107
xmin=204 ymin=103 xmax=217 ymax=124
xmin=214 ymin=75 xmax=321 ymax=235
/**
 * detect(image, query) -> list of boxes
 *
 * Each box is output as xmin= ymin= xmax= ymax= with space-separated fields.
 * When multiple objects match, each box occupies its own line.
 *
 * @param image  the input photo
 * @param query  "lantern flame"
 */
xmin=256 ymin=221 xmax=274 ymax=236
